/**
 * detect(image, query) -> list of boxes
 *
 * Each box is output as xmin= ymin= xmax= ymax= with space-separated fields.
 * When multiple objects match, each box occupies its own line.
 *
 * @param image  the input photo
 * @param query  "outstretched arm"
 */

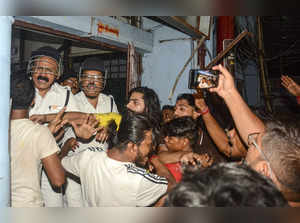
xmin=194 ymin=98 xmax=231 ymax=155
xmin=30 ymin=112 xmax=97 ymax=126
xmin=209 ymin=64 xmax=265 ymax=143
xmin=194 ymin=98 xmax=246 ymax=159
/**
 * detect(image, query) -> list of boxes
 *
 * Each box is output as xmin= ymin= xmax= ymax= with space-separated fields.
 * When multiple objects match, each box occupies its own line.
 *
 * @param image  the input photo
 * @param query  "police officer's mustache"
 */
xmin=37 ymin=76 xmax=49 ymax=83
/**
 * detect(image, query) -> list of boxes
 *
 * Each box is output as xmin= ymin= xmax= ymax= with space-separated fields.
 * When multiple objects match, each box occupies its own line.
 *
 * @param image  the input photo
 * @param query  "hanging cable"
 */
xmin=264 ymin=40 xmax=298 ymax=61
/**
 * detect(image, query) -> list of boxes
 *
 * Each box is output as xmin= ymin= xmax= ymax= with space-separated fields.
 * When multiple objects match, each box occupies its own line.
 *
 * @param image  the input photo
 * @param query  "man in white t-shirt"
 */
xmin=27 ymin=46 xmax=81 ymax=207
xmin=10 ymin=76 xmax=65 ymax=207
xmin=62 ymin=113 xmax=176 ymax=206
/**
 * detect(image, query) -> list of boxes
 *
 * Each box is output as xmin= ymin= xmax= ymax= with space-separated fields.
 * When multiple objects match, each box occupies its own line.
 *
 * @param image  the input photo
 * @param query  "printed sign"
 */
xmin=97 ymin=21 xmax=119 ymax=38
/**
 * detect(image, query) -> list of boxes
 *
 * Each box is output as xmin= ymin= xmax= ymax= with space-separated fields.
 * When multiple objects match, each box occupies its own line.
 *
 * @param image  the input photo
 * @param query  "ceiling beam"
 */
xmin=13 ymin=16 xmax=153 ymax=54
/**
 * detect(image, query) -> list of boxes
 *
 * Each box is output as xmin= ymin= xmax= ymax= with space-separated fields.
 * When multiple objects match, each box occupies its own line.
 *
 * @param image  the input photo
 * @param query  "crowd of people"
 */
xmin=9 ymin=45 xmax=300 ymax=207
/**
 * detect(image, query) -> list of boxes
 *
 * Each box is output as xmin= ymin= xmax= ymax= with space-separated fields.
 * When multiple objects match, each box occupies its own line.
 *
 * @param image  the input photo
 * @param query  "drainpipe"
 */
xmin=257 ymin=16 xmax=272 ymax=113
xmin=0 ymin=16 xmax=14 ymax=207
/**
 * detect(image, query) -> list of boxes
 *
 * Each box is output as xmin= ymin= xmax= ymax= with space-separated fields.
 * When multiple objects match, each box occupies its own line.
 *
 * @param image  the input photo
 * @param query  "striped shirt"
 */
xmin=62 ymin=150 xmax=168 ymax=206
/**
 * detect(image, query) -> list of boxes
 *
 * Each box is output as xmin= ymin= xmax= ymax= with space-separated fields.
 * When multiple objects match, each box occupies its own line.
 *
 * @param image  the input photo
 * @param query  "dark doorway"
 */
xmin=262 ymin=16 xmax=300 ymax=112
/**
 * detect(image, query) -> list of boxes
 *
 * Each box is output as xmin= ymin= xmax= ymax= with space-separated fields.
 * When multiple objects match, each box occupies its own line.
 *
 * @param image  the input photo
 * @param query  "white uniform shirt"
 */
xmin=29 ymin=82 xmax=80 ymax=116
xmin=10 ymin=119 xmax=60 ymax=207
xmin=62 ymin=150 xmax=168 ymax=207
xmin=74 ymin=91 xmax=118 ymax=114
xmin=64 ymin=91 xmax=119 ymax=154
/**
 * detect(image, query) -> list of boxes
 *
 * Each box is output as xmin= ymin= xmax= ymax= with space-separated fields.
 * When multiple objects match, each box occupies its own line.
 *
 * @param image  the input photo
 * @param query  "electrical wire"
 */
xmin=264 ymin=40 xmax=298 ymax=61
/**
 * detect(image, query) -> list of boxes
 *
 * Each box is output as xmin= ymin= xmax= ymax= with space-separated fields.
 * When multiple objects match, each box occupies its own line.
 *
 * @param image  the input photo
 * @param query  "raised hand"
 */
xmin=281 ymin=75 xmax=300 ymax=97
xmin=209 ymin=64 xmax=237 ymax=98
xmin=64 ymin=137 xmax=79 ymax=152
xmin=47 ymin=107 xmax=68 ymax=135
xmin=95 ymin=127 xmax=109 ymax=143
xmin=70 ymin=114 xmax=101 ymax=140
xmin=59 ymin=137 xmax=79 ymax=159
xmin=194 ymin=97 xmax=208 ymax=112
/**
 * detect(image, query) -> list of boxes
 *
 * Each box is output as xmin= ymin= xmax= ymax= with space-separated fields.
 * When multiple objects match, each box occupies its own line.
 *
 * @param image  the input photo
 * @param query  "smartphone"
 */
xmin=188 ymin=69 xmax=219 ymax=89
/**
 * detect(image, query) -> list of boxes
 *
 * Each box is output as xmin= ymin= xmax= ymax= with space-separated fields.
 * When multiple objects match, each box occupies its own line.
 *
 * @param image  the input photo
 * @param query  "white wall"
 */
xmin=0 ymin=16 xmax=13 ymax=207
xmin=141 ymin=18 xmax=213 ymax=107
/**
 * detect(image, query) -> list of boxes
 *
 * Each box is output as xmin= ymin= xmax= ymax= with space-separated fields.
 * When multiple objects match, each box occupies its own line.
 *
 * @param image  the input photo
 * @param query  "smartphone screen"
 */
xmin=196 ymin=70 xmax=218 ymax=89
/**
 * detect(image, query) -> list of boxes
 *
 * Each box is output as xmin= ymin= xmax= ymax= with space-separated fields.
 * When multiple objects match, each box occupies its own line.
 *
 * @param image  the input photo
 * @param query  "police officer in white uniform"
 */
xmin=63 ymin=57 xmax=118 ymax=206
xmin=28 ymin=46 xmax=80 ymax=207
xmin=75 ymin=56 xmax=118 ymax=145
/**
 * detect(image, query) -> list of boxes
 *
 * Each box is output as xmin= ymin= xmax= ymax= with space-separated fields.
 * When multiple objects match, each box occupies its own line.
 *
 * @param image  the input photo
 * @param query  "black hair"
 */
xmin=176 ymin=93 xmax=196 ymax=109
xmin=162 ymin=105 xmax=174 ymax=111
xmin=204 ymin=93 xmax=234 ymax=130
xmin=176 ymin=93 xmax=235 ymax=131
xmin=31 ymin=46 xmax=60 ymax=62
xmin=10 ymin=75 xmax=35 ymax=110
xmin=162 ymin=117 xmax=198 ymax=149
xmin=81 ymin=57 xmax=105 ymax=73
xmin=128 ymin=87 xmax=162 ymax=125
xmin=59 ymin=69 xmax=78 ymax=83
xmin=114 ymin=113 xmax=153 ymax=151
xmin=128 ymin=87 xmax=162 ymax=147
xmin=164 ymin=162 xmax=288 ymax=207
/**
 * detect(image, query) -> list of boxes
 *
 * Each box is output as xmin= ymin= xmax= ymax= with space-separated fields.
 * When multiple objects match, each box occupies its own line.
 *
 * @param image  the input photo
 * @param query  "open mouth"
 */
xmin=87 ymin=85 xmax=96 ymax=89
xmin=37 ymin=76 xmax=49 ymax=83
xmin=84 ymin=84 xmax=101 ymax=91
xmin=37 ymin=80 xmax=48 ymax=84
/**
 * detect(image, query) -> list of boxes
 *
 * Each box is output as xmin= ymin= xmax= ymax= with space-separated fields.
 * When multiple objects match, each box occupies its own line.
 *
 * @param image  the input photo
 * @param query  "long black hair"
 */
xmin=128 ymin=87 xmax=162 ymax=147
xmin=128 ymin=87 xmax=162 ymax=126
